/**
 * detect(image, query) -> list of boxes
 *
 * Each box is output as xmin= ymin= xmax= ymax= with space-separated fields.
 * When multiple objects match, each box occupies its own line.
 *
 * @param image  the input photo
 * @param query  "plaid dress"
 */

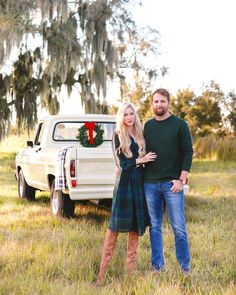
xmin=109 ymin=133 xmax=149 ymax=236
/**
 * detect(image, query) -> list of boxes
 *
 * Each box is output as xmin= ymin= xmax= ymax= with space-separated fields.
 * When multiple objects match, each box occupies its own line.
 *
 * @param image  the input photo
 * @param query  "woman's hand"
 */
xmin=142 ymin=152 xmax=157 ymax=163
xmin=136 ymin=152 xmax=157 ymax=165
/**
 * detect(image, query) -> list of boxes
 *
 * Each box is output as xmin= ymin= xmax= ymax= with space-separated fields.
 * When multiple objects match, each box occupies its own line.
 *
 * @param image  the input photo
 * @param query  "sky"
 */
xmin=133 ymin=0 xmax=236 ymax=95
xmin=60 ymin=0 xmax=236 ymax=113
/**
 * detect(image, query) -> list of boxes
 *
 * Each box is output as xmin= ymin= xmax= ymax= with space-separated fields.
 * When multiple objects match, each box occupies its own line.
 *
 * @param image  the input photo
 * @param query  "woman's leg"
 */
xmin=96 ymin=229 xmax=118 ymax=284
xmin=126 ymin=231 xmax=139 ymax=274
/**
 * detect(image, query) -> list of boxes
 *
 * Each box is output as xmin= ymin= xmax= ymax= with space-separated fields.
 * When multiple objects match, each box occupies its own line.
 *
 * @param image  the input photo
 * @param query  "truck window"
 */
xmin=53 ymin=122 xmax=116 ymax=141
xmin=34 ymin=123 xmax=44 ymax=145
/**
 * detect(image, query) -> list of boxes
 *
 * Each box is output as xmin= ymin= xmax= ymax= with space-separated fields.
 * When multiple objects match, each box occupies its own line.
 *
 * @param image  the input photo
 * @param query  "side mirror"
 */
xmin=27 ymin=141 xmax=33 ymax=147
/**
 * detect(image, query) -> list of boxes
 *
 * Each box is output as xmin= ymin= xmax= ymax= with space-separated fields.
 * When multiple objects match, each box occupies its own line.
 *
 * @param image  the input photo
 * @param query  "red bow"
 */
xmin=84 ymin=122 xmax=95 ymax=144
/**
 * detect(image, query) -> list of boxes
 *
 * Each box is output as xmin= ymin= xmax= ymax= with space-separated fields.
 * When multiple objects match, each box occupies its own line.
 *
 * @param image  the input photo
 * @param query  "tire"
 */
xmin=50 ymin=180 xmax=75 ymax=218
xmin=18 ymin=170 xmax=36 ymax=201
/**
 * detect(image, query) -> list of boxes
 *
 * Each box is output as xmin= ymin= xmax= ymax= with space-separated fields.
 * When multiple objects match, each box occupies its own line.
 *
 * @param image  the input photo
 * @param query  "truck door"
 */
xmin=24 ymin=122 xmax=48 ymax=190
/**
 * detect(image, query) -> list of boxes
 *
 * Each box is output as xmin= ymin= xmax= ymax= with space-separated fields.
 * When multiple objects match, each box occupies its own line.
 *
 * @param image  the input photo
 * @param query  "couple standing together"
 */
xmin=96 ymin=88 xmax=193 ymax=285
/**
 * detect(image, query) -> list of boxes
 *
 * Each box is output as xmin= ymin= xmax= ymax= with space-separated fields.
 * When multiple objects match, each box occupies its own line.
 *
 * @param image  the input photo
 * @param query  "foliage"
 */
xmin=170 ymin=82 xmax=227 ymax=137
xmin=114 ymin=79 xmax=236 ymax=138
xmin=189 ymin=95 xmax=222 ymax=136
xmin=170 ymin=88 xmax=195 ymax=121
xmin=225 ymin=91 xmax=236 ymax=137
xmin=0 ymin=74 xmax=11 ymax=140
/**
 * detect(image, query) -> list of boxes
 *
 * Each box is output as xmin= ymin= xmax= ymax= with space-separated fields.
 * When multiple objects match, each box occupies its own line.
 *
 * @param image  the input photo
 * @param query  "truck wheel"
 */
xmin=18 ymin=170 xmax=36 ymax=201
xmin=50 ymin=180 xmax=75 ymax=218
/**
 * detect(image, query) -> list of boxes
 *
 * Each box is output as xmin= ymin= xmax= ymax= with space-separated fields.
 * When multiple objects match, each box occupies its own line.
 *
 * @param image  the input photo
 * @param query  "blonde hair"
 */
xmin=116 ymin=102 xmax=146 ymax=158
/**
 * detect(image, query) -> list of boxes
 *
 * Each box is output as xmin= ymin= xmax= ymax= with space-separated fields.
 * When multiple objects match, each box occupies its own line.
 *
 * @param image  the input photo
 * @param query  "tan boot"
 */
xmin=95 ymin=229 xmax=118 ymax=285
xmin=126 ymin=231 xmax=139 ymax=275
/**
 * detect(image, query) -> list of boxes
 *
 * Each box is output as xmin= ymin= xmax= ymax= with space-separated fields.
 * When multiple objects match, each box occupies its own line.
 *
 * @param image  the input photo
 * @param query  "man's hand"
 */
xmin=179 ymin=170 xmax=189 ymax=184
xmin=171 ymin=179 xmax=183 ymax=193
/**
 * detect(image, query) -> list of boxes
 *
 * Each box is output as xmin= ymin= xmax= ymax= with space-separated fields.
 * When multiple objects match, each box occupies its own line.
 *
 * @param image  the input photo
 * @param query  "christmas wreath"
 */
xmin=77 ymin=122 xmax=104 ymax=147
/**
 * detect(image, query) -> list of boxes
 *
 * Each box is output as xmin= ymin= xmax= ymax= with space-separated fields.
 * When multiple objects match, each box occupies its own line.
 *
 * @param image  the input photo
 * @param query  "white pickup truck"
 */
xmin=15 ymin=114 xmax=116 ymax=218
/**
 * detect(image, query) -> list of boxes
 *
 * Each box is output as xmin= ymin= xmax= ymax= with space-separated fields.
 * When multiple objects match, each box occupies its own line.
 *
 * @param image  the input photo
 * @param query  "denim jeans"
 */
xmin=144 ymin=182 xmax=190 ymax=271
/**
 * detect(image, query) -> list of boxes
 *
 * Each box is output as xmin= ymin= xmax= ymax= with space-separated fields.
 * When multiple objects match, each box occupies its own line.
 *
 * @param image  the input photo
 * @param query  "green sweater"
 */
xmin=144 ymin=115 xmax=193 ymax=183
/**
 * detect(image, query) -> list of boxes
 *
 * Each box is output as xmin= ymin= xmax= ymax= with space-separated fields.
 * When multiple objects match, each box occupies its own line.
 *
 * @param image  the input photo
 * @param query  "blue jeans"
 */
xmin=144 ymin=182 xmax=190 ymax=271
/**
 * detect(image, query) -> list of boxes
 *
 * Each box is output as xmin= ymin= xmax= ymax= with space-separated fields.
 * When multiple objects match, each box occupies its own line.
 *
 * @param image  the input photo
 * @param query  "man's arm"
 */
xmin=171 ymin=120 xmax=193 ymax=193
xmin=180 ymin=120 xmax=193 ymax=174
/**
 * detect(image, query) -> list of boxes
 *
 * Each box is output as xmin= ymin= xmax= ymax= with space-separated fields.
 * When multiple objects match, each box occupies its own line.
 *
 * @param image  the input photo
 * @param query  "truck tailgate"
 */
xmin=65 ymin=146 xmax=116 ymax=185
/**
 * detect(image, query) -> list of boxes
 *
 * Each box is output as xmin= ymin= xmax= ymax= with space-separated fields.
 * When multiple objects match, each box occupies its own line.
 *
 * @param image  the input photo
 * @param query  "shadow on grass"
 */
xmin=35 ymin=195 xmax=50 ymax=204
xmin=35 ymin=196 xmax=111 ymax=223
xmin=73 ymin=201 xmax=111 ymax=223
xmin=74 ymin=211 xmax=109 ymax=223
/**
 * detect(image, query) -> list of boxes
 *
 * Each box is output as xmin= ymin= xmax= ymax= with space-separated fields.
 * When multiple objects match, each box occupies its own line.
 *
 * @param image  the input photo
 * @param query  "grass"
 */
xmin=0 ymin=150 xmax=235 ymax=294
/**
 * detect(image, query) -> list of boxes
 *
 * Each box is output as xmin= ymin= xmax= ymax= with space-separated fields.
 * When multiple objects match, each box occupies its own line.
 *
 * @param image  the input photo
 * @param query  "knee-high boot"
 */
xmin=126 ymin=231 xmax=139 ymax=274
xmin=96 ymin=229 xmax=118 ymax=284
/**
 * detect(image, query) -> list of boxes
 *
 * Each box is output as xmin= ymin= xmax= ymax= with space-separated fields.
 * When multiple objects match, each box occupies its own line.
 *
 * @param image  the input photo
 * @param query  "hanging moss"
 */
xmin=0 ymin=0 xmax=162 ymax=141
xmin=0 ymin=98 xmax=11 ymax=140
xmin=0 ymin=0 xmax=36 ymax=64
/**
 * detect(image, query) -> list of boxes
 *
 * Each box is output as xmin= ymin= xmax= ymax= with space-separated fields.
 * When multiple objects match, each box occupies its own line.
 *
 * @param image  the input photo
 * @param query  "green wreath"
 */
xmin=77 ymin=123 xmax=104 ymax=147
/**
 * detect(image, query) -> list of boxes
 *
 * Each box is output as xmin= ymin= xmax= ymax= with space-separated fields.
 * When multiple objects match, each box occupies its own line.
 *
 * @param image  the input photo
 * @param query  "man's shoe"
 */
xmin=182 ymin=269 xmax=191 ymax=276
xmin=152 ymin=267 xmax=164 ymax=274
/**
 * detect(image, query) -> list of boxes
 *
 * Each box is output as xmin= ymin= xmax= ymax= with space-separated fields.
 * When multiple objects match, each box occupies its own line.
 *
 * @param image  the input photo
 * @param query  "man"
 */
xmin=144 ymin=88 xmax=193 ymax=273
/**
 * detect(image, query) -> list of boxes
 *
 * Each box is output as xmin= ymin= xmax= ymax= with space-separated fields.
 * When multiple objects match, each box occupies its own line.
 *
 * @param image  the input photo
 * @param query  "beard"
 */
xmin=153 ymin=107 xmax=168 ymax=117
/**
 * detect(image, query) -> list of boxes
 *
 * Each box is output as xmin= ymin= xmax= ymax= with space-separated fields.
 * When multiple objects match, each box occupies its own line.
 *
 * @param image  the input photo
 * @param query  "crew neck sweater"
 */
xmin=144 ymin=115 xmax=193 ymax=183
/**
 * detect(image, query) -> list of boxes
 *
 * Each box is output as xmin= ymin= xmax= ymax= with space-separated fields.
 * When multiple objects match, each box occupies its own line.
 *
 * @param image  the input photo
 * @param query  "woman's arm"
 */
xmin=113 ymin=133 xmax=136 ymax=171
xmin=112 ymin=133 xmax=156 ymax=171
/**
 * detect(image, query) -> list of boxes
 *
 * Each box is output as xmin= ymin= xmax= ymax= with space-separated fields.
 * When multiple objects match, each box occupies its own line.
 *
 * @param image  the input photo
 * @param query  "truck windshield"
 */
xmin=53 ymin=121 xmax=116 ymax=141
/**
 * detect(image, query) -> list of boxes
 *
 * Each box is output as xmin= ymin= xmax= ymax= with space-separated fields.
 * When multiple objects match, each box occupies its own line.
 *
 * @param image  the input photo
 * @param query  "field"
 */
xmin=0 ymin=136 xmax=235 ymax=294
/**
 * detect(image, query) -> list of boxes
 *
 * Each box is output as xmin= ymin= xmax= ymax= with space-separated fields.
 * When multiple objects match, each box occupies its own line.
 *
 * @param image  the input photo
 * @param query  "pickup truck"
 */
xmin=15 ymin=114 xmax=116 ymax=218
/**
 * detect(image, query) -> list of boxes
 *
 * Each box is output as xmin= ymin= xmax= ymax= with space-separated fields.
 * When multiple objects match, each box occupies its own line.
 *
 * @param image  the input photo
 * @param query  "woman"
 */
xmin=95 ymin=102 xmax=156 ymax=285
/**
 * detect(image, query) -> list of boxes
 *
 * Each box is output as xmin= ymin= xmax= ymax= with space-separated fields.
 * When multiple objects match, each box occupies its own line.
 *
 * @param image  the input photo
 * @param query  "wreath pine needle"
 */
xmin=77 ymin=123 xmax=104 ymax=147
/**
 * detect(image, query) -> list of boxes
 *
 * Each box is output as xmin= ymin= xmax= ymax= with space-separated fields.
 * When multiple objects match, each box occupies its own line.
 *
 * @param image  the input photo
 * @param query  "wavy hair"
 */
xmin=116 ymin=102 xmax=146 ymax=158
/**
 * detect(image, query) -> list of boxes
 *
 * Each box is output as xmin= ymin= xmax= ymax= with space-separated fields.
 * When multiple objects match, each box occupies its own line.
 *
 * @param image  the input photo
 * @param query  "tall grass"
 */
xmin=0 ymin=152 xmax=235 ymax=294
xmin=0 ymin=131 xmax=33 ymax=153
xmin=194 ymin=135 xmax=236 ymax=161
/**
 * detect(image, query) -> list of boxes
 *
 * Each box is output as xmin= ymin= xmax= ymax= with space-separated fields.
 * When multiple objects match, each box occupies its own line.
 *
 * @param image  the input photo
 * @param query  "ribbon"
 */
xmin=84 ymin=121 xmax=96 ymax=144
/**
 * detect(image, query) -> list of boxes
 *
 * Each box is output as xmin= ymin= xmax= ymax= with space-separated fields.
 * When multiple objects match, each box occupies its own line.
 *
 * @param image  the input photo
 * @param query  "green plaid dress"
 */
xmin=109 ymin=133 xmax=149 ymax=236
